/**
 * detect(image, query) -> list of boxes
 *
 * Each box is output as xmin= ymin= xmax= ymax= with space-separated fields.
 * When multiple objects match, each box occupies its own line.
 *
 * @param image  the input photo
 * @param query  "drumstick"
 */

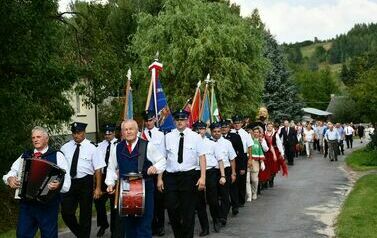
xmin=114 ymin=180 xmax=120 ymax=209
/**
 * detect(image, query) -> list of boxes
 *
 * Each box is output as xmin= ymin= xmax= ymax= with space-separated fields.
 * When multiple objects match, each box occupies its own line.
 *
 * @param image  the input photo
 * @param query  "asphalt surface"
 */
xmin=60 ymin=140 xmax=364 ymax=238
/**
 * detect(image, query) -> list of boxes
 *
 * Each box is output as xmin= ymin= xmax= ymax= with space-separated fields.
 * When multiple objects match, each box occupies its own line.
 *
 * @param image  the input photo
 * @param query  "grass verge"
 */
xmin=336 ymin=174 xmax=377 ymax=238
xmin=346 ymin=148 xmax=377 ymax=171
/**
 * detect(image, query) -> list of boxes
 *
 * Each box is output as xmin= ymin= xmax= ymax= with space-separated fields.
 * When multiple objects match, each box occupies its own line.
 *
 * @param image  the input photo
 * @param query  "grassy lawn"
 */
xmin=336 ymin=174 xmax=377 ymax=238
xmin=346 ymin=148 xmax=377 ymax=171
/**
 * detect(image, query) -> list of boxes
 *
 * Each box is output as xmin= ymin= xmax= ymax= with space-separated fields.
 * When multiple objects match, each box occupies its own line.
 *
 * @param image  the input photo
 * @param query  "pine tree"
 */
xmin=262 ymin=32 xmax=304 ymax=122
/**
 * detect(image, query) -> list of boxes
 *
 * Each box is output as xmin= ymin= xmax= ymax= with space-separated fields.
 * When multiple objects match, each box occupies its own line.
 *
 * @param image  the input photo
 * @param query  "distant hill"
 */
xmin=283 ymin=22 xmax=377 ymax=70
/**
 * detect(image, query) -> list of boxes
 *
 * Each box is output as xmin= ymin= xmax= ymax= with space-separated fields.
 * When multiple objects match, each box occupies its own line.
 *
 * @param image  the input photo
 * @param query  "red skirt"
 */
xmin=258 ymin=155 xmax=272 ymax=182
xmin=270 ymin=147 xmax=280 ymax=175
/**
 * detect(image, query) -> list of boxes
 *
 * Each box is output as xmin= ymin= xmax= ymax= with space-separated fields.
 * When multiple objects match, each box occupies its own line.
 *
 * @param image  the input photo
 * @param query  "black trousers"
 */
xmin=152 ymin=175 xmax=165 ymax=233
xmin=61 ymin=175 xmax=93 ymax=238
xmin=284 ymin=145 xmax=295 ymax=165
xmin=313 ymin=139 xmax=320 ymax=151
xmin=196 ymin=168 xmax=220 ymax=231
xmin=218 ymin=167 xmax=231 ymax=221
xmin=324 ymin=140 xmax=329 ymax=157
xmin=164 ymin=170 xmax=198 ymax=238
xmin=345 ymin=135 xmax=353 ymax=148
xmin=338 ymin=140 xmax=344 ymax=155
xmin=236 ymin=154 xmax=247 ymax=206
xmin=94 ymin=179 xmax=115 ymax=234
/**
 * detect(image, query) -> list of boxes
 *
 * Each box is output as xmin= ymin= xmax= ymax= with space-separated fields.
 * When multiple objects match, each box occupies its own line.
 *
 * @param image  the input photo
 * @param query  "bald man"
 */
xmin=105 ymin=120 xmax=166 ymax=238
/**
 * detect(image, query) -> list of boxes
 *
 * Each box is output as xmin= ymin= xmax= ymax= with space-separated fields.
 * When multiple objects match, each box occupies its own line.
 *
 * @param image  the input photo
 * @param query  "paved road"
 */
xmin=60 ymin=140 xmax=364 ymax=238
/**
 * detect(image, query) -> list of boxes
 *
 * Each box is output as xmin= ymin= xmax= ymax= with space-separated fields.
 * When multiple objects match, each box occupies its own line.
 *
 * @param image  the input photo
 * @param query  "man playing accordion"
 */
xmin=2 ymin=126 xmax=71 ymax=238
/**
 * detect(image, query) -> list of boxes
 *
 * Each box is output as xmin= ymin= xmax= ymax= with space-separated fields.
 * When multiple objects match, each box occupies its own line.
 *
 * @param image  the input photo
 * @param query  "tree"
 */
xmin=129 ymin=0 xmax=268 ymax=117
xmin=262 ymin=32 xmax=304 ymax=122
xmin=293 ymin=68 xmax=340 ymax=110
xmin=0 ymin=0 xmax=78 ymax=231
xmin=0 ymin=1 xmax=78 ymax=171
xmin=350 ymin=67 xmax=377 ymax=125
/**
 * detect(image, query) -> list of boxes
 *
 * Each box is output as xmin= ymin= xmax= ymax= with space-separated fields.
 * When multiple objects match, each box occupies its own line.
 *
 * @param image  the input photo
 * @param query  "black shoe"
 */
xmin=330 ymin=159 xmax=334 ymax=162
xmin=219 ymin=218 xmax=227 ymax=227
xmin=269 ymin=180 xmax=274 ymax=188
xmin=157 ymin=227 xmax=165 ymax=236
xmin=232 ymin=208 xmax=239 ymax=216
xmin=199 ymin=229 xmax=209 ymax=236
xmin=213 ymin=221 xmax=221 ymax=233
xmin=97 ymin=225 xmax=109 ymax=237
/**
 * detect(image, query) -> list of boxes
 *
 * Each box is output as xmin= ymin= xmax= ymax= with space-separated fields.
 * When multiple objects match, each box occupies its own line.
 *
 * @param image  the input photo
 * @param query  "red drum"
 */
xmin=119 ymin=173 xmax=145 ymax=217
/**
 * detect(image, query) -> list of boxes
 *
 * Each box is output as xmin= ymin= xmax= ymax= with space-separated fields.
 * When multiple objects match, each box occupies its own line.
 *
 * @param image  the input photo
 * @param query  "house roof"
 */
xmin=302 ymin=107 xmax=332 ymax=116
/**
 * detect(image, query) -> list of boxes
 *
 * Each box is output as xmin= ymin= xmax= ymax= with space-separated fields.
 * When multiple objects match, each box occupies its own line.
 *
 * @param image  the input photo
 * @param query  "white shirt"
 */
xmin=231 ymin=128 xmax=253 ymax=154
xmin=95 ymin=138 xmax=118 ymax=174
xmin=143 ymin=127 xmax=166 ymax=157
xmin=196 ymin=137 xmax=224 ymax=170
xmin=165 ymin=128 xmax=206 ymax=173
xmin=345 ymin=126 xmax=354 ymax=136
xmin=216 ymin=137 xmax=237 ymax=168
xmin=275 ymin=133 xmax=285 ymax=156
xmin=105 ymin=137 xmax=166 ymax=186
xmin=3 ymin=146 xmax=71 ymax=193
xmin=61 ymin=138 xmax=106 ymax=179
xmin=304 ymin=129 xmax=315 ymax=142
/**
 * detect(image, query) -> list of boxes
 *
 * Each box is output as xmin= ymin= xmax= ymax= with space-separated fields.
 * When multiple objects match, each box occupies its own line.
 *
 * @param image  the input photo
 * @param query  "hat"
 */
xmin=193 ymin=121 xmax=206 ymax=130
xmin=71 ymin=122 xmax=87 ymax=133
xmin=173 ymin=109 xmax=189 ymax=120
xmin=232 ymin=115 xmax=243 ymax=123
xmin=142 ymin=110 xmax=155 ymax=120
xmin=220 ymin=119 xmax=232 ymax=127
xmin=209 ymin=122 xmax=221 ymax=130
xmin=103 ymin=123 xmax=116 ymax=134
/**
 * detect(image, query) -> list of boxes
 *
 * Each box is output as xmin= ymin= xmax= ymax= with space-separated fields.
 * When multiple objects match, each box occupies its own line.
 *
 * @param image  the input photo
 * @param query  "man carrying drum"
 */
xmin=2 ymin=126 xmax=71 ymax=238
xmin=105 ymin=120 xmax=166 ymax=238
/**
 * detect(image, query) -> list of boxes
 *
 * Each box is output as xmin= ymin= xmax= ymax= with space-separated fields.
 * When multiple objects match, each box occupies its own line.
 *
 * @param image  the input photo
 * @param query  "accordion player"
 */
xmin=2 ymin=126 xmax=71 ymax=238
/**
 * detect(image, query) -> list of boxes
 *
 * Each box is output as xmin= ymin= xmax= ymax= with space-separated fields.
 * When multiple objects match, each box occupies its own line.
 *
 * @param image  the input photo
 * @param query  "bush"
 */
xmin=367 ymin=132 xmax=377 ymax=151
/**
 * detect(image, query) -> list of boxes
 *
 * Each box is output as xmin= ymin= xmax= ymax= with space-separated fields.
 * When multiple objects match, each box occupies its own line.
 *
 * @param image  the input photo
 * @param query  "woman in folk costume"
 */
xmin=247 ymin=126 xmax=267 ymax=201
xmin=264 ymin=122 xmax=288 ymax=188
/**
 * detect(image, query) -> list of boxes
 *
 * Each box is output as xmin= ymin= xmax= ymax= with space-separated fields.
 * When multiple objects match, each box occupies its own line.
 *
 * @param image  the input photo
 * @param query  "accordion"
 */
xmin=15 ymin=158 xmax=66 ymax=203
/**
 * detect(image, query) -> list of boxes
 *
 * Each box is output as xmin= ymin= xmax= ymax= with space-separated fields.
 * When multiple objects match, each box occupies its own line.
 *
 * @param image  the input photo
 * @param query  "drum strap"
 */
xmin=137 ymin=140 xmax=148 ymax=174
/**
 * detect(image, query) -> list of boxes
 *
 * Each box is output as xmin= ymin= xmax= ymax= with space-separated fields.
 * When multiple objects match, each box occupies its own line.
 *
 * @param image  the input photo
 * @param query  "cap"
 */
xmin=71 ymin=122 xmax=87 ymax=133
xmin=142 ymin=110 xmax=155 ymax=120
xmin=103 ymin=123 xmax=116 ymax=134
xmin=220 ymin=119 xmax=232 ymax=127
xmin=173 ymin=109 xmax=189 ymax=120
xmin=209 ymin=122 xmax=221 ymax=130
xmin=192 ymin=121 xmax=206 ymax=130
xmin=232 ymin=115 xmax=243 ymax=123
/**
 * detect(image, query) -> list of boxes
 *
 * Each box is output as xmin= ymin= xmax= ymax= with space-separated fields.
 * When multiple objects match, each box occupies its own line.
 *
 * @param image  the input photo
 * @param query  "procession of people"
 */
xmin=3 ymin=103 xmax=374 ymax=238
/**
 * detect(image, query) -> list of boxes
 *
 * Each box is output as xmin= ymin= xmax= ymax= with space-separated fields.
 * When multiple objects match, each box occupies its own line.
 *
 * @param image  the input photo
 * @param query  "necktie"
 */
xmin=148 ymin=130 xmax=152 ymax=138
xmin=236 ymin=130 xmax=239 ymax=134
xmin=33 ymin=152 xmax=42 ymax=158
xmin=104 ymin=141 xmax=111 ymax=175
xmin=178 ymin=132 xmax=184 ymax=164
xmin=127 ymin=143 xmax=132 ymax=154
xmin=70 ymin=143 xmax=81 ymax=178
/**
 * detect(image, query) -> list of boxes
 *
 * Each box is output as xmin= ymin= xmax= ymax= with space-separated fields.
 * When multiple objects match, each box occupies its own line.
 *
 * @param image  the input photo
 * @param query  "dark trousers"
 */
xmin=313 ymin=139 xmax=320 ymax=151
xmin=324 ymin=140 xmax=329 ymax=158
xmin=345 ymin=135 xmax=353 ymax=148
xmin=337 ymin=140 xmax=344 ymax=155
xmin=61 ymin=175 xmax=93 ymax=238
xmin=328 ymin=140 xmax=339 ymax=161
xmin=17 ymin=199 xmax=60 ymax=238
xmin=236 ymin=154 xmax=247 ymax=206
xmin=218 ymin=167 xmax=231 ymax=221
xmin=94 ymin=180 xmax=115 ymax=233
xmin=284 ymin=145 xmax=295 ymax=165
xmin=123 ymin=185 xmax=154 ymax=238
xmin=196 ymin=168 xmax=220 ymax=231
xmin=164 ymin=170 xmax=198 ymax=238
xmin=152 ymin=175 xmax=165 ymax=233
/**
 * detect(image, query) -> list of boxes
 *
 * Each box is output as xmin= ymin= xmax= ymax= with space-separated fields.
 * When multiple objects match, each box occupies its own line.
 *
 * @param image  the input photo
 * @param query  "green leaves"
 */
xmin=129 ymin=0 xmax=267 ymax=117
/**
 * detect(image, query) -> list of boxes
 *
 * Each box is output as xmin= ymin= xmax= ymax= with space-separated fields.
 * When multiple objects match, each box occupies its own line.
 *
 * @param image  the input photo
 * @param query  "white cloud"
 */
xmin=231 ymin=0 xmax=377 ymax=43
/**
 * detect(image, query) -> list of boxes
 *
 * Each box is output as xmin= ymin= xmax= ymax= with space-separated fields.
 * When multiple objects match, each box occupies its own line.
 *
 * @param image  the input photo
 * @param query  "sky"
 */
xmin=231 ymin=0 xmax=377 ymax=43
xmin=59 ymin=0 xmax=377 ymax=43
